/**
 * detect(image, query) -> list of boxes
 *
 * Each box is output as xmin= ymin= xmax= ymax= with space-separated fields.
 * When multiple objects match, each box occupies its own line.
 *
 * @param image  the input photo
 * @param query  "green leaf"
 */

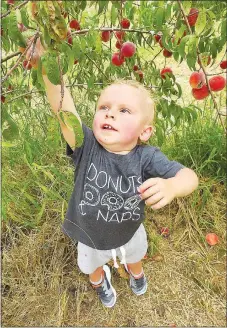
xmin=60 ymin=111 xmax=84 ymax=147
xmin=186 ymin=54 xmax=197 ymax=70
xmin=165 ymin=3 xmax=172 ymax=21
xmin=43 ymin=26 xmax=51 ymax=47
xmin=46 ymin=55 xmax=61 ymax=85
xmin=195 ymin=11 xmax=206 ymax=35
xmin=98 ymin=0 xmax=108 ymax=15
xmin=2 ymin=117 xmax=19 ymax=141
xmin=182 ymin=1 xmax=192 ymax=14
xmin=155 ymin=7 xmax=164 ymax=29
xmin=111 ymin=4 xmax=118 ymax=25
xmin=37 ymin=58 xmax=45 ymax=88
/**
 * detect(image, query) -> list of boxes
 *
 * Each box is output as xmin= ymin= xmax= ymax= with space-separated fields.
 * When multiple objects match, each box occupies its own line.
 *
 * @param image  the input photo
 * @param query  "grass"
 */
xmin=2 ymin=43 xmax=226 ymax=327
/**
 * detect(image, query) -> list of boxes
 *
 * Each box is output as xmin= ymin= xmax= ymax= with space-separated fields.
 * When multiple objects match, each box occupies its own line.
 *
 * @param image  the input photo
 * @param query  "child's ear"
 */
xmin=139 ymin=125 xmax=153 ymax=142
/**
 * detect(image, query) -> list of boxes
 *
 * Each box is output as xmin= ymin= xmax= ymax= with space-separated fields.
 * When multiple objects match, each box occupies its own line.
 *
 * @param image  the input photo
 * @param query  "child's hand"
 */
xmin=138 ymin=178 xmax=177 ymax=210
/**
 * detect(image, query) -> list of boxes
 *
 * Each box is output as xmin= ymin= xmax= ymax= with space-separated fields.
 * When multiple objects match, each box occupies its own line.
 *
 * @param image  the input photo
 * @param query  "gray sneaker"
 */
xmin=92 ymin=265 xmax=116 ymax=308
xmin=124 ymin=264 xmax=148 ymax=296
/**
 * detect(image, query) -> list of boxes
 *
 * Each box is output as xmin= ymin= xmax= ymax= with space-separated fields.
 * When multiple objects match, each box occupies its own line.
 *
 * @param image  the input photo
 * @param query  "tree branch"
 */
xmin=1 ymin=0 xmax=29 ymax=19
xmin=1 ymin=51 xmax=21 ymax=63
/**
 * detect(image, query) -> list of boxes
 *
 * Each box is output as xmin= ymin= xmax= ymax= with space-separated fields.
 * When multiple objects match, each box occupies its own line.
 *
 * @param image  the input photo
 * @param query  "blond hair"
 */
xmin=106 ymin=79 xmax=156 ymax=124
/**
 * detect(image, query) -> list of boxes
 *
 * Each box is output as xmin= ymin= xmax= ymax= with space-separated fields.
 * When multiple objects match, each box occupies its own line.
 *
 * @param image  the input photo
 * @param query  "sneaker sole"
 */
xmin=103 ymin=265 xmax=117 ymax=308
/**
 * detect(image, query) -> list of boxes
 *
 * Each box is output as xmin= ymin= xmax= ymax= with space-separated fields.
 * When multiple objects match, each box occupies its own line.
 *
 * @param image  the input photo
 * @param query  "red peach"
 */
xmin=220 ymin=61 xmax=227 ymax=69
xmin=111 ymin=53 xmax=125 ymax=66
xmin=74 ymin=59 xmax=78 ymax=65
xmin=160 ymin=67 xmax=173 ymax=79
xmin=209 ymin=76 xmax=226 ymax=92
xmin=205 ymin=233 xmax=219 ymax=246
xmin=120 ymin=18 xmax=130 ymax=29
xmin=116 ymin=40 xmax=122 ymax=49
xmin=7 ymin=0 xmax=14 ymax=4
xmin=101 ymin=31 xmax=110 ymax=42
xmin=1 ymin=95 xmax=6 ymax=103
xmin=189 ymin=71 xmax=206 ymax=89
xmin=69 ymin=19 xmax=80 ymax=30
xmin=115 ymin=31 xmax=125 ymax=41
xmin=121 ymin=41 xmax=136 ymax=58
xmin=159 ymin=39 xmax=163 ymax=48
xmin=136 ymin=70 xmax=143 ymax=80
xmin=192 ymin=84 xmax=209 ymax=100
xmin=163 ymin=49 xmax=172 ymax=58
xmin=133 ymin=65 xmax=139 ymax=71
xmin=23 ymin=60 xmax=32 ymax=70
xmin=187 ymin=8 xmax=199 ymax=27
xmin=154 ymin=33 xmax=162 ymax=42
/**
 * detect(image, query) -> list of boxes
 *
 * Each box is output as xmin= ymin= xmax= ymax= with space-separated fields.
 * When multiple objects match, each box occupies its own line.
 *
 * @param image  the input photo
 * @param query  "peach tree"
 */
xmin=1 ymin=0 xmax=226 ymax=146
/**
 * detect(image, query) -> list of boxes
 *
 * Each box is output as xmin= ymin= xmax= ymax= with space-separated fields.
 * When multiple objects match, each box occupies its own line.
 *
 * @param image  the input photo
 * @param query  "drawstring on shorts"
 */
xmin=111 ymin=246 xmax=126 ymax=268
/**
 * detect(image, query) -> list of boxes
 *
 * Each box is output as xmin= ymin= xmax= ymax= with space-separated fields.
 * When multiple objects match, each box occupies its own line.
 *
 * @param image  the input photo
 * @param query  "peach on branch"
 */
xmin=163 ymin=49 xmax=172 ymax=58
xmin=186 ymin=8 xmax=199 ymax=27
xmin=160 ymin=67 xmax=173 ymax=79
xmin=154 ymin=33 xmax=162 ymax=42
xmin=69 ymin=19 xmax=80 ymax=30
xmin=121 ymin=42 xmax=136 ymax=57
xmin=101 ymin=31 xmax=111 ymax=42
xmin=120 ymin=18 xmax=130 ymax=29
xmin=115 ymin=31 xmax=125 ymax=41
xmin=1 ymin=95 xmax=6 ymax=103
xmin=192 ymin=84 xmax=209 ymax=100
xmin=220 ymin=60 xmax=227 ymax=69
xmin=111 ymin=53 xmax=125 ymax=66
xmin=7 ymin=0 xmax=14 ymax=4
xmin=115 ymin=40 xmax=122 ymax=49
xmin=74 ymin=59 xmax=78 ymax=65
xmin=136 ymin=70 xmax=143 ymax=80
xmin=209 ymin=76 xmax=226 ymax=92
xmin=133 ymin=65 xmax=139 ymax=71
xmin=189 ymin=71 xmax=206 ymax=89
xmin=23 ymin=60 xmax=32 ymax=70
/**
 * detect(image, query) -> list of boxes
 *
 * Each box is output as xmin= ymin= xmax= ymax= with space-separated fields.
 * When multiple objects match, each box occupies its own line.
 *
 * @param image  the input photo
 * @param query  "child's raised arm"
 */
xmin=26 ymin=38 xmax=82 ymax=150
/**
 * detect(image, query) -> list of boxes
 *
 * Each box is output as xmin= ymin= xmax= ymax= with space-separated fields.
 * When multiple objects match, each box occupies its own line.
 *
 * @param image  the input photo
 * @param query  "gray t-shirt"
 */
xmin=62 ymin=123 xmax=184 ymax=250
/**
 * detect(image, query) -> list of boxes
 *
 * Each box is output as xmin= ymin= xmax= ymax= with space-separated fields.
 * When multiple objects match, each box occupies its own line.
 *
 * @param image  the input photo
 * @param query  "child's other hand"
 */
xmin=138 ymin=178 xmax=176 ymax=210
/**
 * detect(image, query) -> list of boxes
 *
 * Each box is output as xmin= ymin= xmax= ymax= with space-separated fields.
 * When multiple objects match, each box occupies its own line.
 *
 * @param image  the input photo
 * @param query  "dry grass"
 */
xmin=2 ymin=181 xmax=226 ymax=327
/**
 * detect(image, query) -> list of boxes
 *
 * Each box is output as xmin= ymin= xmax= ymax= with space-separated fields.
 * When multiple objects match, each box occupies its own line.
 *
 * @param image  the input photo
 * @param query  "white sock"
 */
xmin=130 ymin=269 xmax=144 ymax=279
xmin=90 ymin=274 xmax=103 ymax=285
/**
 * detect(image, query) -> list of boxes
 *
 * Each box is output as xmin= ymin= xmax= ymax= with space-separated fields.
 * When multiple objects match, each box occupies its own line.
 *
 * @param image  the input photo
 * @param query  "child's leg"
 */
xmin=89 ymin=266 xmax=104 ymax=284
xmin=127 ymin=260 xmax=143 ymax=277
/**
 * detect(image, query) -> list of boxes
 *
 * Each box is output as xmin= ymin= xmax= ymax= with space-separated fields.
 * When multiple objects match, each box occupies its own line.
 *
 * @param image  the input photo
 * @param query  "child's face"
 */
xmin=93 ymin=84 xmax=153 ymax=154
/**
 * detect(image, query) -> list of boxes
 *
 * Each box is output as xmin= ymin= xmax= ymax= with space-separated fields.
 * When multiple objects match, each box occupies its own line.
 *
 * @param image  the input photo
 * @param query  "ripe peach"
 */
xmin=133 ymin=65 xmax=139 ymax=71
xmin=115 ymin=40 xmax=122 ymax=49
xmin=115 ymin=31 xmax=125 ymax=41
xmin=209 ymin=76 xmax=226 ymax=92
xmin=192 ymin=84 xmax=209 ymax=100
xmin=111 ymin=53 xmax=124 ymax=66
xmin=1 ymin=95 xmax=6 ymax=103
xmin=220 ymin=60 xmax=227 ymax=69
xmin=23 ymin=60 xmax=32 ymax=70
xmin=160 ymin=67 xmax=173 ymax=79
xmin=69 ymin=19 xmax=80 ymax=30
xmin=158 ymin=39 xmax=163 ymax=48
xmin=136 ymin=70 xmax=143 ymax=80
xmin=154 ymin=33 xmax=162 ymax=42
xmin=67 ymin=30 xmax=73 ymax=45
xmin=187 ymin=8 xmax=199 ymax=27
xmin=205 ymin=233 xmax=219 ymax=246
xmin=121 ymin=41 xmax=136 ymax=57
xmin=189 ymin=71 xmax=206 ymax=89
xmin=163 ymin=49 xmax=172 ymax=58
xmin=101 ymin=31 xmax=110 ymax=42
xmin=7 ymin=0 xmax=14 ymax=4
xmin=74 ymin=59 xmax=78 ymax=65
xmin=120 ymin=18 xmax=130 ymax=29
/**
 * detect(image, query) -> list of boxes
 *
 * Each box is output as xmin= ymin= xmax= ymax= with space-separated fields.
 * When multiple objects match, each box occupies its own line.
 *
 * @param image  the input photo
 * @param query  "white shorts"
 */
xmin=77 ymin=223 xmax=148 ymax=274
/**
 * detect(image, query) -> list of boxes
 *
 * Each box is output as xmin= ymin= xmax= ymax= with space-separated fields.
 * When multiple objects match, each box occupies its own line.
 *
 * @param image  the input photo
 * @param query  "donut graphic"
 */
xmin=83 ymin=183 xmax=100 ymax=206
xmin=101 ymin=192 xmax=124 ymax=211
xmin=124 ymin=194 xmax=142 ymax=210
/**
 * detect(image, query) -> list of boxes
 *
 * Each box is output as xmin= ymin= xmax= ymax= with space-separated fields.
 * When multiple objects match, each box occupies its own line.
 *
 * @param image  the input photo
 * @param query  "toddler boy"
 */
xmin=27 ymin=39 xmax=199 ymax=308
